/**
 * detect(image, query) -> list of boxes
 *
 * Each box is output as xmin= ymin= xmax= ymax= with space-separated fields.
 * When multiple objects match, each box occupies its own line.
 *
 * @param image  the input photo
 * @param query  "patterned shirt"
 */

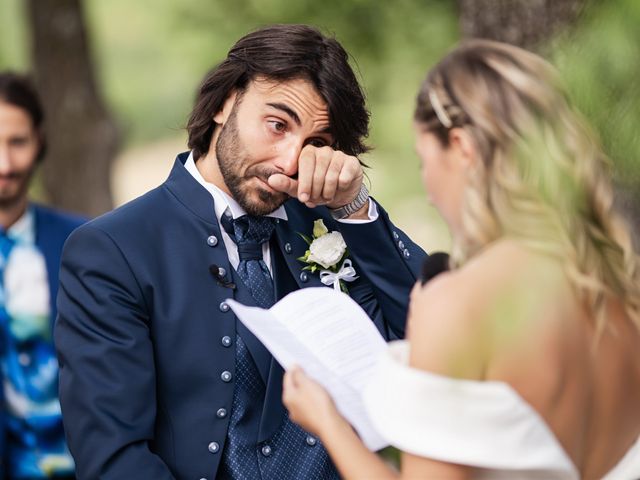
xmin=1 ymin=208 xmax=74 ymax=479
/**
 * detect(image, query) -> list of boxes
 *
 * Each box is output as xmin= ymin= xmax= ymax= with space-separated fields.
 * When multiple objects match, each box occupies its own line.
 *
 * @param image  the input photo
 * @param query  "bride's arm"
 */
xmin=283 ymin=367 xmax=399 ymax=479
xmin=284 ymin=368 xmax=472 ymax=479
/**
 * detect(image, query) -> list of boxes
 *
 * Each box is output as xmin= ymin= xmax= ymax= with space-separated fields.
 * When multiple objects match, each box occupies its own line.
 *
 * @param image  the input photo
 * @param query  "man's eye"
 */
xmin=309 ymin=138 xmax=328 ymax=148
xmin=9 ymin=137 xmax=29 ymax=147
xmin=268 ymin=121 xmax=286 ymax=132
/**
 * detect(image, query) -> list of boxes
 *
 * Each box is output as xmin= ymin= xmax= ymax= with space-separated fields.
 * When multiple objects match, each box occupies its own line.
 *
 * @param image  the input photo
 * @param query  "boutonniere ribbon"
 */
xmin=319 ymin=259 xmax=358 ymax=291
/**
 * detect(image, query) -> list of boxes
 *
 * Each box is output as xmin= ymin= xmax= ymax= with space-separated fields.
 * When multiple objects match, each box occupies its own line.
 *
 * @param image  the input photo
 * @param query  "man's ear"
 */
xmin=448 ymin=128 xmax=479 ymax=169
xmin=213 ymin=90 xmax=238 ymax=125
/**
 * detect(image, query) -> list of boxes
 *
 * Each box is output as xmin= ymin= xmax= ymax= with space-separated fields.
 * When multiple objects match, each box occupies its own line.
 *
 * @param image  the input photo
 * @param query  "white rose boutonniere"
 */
xmin=298 ymin=219 xmax=358 ymax=293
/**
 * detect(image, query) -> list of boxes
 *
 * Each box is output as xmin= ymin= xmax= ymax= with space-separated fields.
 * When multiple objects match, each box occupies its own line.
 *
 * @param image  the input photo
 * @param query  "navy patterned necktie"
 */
xmin=218 ymin=214 xmax=277 ymax=479
xmin=218 ymin=214 xmax=339 ymax=480
xmin=223 ymin=214 xmax=277 ymax=308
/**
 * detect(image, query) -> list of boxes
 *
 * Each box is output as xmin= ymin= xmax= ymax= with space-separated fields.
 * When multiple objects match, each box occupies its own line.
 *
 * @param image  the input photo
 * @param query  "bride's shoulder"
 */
xmin=408 ymin=239 xmax=567 ymax=379
xmin=411 ymin=239 xmax=564 ymax=312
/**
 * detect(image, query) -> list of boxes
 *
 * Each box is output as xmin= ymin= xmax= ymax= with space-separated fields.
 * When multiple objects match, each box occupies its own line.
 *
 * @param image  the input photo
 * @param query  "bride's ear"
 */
xmin=448 ymin=128 xmax=479 ymax=169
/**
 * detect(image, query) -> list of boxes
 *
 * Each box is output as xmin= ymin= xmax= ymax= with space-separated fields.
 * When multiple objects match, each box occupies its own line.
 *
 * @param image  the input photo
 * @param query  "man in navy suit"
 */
xmin=0 ymin=72 xmax=84 ymax=479
xmin=56 ymin=24 xmax=426 ymax=479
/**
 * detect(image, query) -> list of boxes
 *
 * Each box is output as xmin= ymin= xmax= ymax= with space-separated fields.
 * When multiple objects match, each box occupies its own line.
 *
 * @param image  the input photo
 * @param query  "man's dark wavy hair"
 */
xmin=0 ymin=72 xmax=46 ymax=163
xmin=187 ymin=24 xmax=370 ymax=161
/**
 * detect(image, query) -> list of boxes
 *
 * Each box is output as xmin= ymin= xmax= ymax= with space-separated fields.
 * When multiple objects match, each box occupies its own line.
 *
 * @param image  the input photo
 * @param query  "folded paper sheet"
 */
xmin=226 ymin=287 xmax=388 ymax=451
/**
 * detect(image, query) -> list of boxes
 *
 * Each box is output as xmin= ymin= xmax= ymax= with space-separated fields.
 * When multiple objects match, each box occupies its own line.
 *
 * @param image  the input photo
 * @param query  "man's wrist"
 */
xmin=329 ymin=183 xmax=369 ymax=220
xmin=344 ymin=199 xmax=370 ymax=220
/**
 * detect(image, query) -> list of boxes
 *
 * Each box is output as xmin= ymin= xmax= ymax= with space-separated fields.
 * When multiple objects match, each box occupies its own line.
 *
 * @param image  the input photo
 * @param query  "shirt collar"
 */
xmin=7 ymin=206 xmax=35 ymax=245
xmin=184 ymin=151 xmax=288 ymax=223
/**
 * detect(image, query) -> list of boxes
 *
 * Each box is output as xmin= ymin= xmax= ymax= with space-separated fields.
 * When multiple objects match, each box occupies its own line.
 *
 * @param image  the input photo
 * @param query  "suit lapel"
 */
xmin=273 ymin=217 xmax=324 ymax=290
xmin=164 ymin=153 xmax=274 ymax=384
xmin=167 ymin=168 xmax=331 ymax=441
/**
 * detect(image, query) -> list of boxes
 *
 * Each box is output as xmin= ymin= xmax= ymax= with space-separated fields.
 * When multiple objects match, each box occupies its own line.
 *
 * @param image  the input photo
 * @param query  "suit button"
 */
xmin=403 ymin=249 xmax=411 ymax=259
xmin=284 ymin=242 xmax=292 ymax=254
xmin=207 ymin=441 xmax=219 ymax=453
xmin=398 ymin=240 xmax=405 ymax=250
xmin=221 ymin=371 xmax=232 ymax=382
xmin=219 ymin=302 xmax=230 ymax=312
xmin=299 ymin=272 xmax=308 ymax=283
xmin=216 ymin=408 xmax=227 ymax=418
xmin=306 ymin=435 xmax=317 ymax=446
xmin=261 ymin=445 xmax=272 ymax=457
xmin=221 ymin=336 xmax=232 ymax=347
xmin=217 ymin=267 xmax=226 ymax=277
xmin=393 ymin=231 xmax=399 ymax=240
xmin=207 ymin=235 xmax=218 ymax=247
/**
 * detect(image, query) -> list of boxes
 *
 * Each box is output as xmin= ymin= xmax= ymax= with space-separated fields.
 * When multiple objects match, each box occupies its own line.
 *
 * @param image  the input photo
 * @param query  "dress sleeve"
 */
xmin=363 ymin=341 xmax=578 ymax=479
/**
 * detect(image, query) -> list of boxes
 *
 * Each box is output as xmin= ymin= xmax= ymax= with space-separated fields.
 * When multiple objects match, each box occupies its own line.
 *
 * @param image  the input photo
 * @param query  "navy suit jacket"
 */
xmin=55 ymin=153 xmax=426 ymax=480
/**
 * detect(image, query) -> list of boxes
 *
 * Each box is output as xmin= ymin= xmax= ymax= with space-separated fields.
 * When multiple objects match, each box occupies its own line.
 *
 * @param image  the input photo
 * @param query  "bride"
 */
xmin=282 ymin=39 xmax=640 ymax=479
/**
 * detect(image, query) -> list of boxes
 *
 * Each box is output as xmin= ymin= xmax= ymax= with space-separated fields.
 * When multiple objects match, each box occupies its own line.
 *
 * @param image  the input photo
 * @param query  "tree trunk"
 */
xmin=26 ymin=0 xmax=119 ymax=217
xmin=457 ymin=0 xmax=586 ymax=51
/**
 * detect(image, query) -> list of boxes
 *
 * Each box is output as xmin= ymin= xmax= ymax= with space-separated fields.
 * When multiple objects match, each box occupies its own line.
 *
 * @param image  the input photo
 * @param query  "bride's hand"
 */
xmin=283 ymin=366 xmax=343 ymax=436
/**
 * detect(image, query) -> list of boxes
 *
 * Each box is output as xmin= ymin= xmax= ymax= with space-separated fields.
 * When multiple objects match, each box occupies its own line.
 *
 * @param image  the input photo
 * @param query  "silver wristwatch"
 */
xmin=329 ymin=183 xmax=369 ymax=220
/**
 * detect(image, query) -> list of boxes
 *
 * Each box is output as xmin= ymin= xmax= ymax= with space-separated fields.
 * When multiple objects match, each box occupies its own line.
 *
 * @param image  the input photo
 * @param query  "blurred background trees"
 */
xmin=458 ymin=0 xmax=586 ymax=51
xmin=0 ymin=0 xmax=638 ymax=249
xmin=27 ymin=0 xmax=120 ymax=215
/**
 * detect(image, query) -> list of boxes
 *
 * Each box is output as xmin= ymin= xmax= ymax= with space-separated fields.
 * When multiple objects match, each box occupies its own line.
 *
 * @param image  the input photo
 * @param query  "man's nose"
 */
xmin=273 ymin=139 xmax=302 ymax=177
xmin=0 ymin=145 xmax=11 ymax=174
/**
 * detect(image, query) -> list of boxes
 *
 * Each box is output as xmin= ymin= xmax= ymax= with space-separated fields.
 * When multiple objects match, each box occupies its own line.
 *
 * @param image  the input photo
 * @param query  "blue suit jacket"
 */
xmin=33 ymin=204 xmax=87 ymax=330
xmin=55 ymin=153 xmax=426 ymax=480
xmin=0 ymin=204 xmax=84 ymax=477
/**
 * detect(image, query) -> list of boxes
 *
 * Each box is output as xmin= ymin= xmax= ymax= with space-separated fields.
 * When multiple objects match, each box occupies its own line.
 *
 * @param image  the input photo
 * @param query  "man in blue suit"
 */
xmin=56 ymin=24 xmax=426 ymax=480
xmin=0 ymin=72 xmax=84 ymax=479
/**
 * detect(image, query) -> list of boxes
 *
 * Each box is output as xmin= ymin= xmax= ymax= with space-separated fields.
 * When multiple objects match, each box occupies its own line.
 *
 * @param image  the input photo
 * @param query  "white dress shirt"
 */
xmin=7 ymin=207 xmax=35 ymax=245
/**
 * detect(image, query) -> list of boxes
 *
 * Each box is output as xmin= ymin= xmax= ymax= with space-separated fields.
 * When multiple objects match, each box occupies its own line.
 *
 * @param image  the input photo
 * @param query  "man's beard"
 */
xmin=0 ymin=169 xmax=34 ymax=209
xmin=216 ymin=107 xmax=288 ymax=216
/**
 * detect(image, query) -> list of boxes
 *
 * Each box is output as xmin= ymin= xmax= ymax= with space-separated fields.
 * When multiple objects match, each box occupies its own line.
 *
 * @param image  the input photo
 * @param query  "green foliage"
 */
xmin=378 ymin=445 xmax=401 ymax=471
xmin=551 ymin=0 xmax=640 ymax=183
xmin=0 ymin=0 xmax=28 ymax=71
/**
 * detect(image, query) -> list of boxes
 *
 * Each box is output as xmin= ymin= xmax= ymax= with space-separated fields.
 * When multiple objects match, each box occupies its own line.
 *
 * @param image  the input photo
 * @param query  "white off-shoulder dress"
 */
xmin=363 ymin=341 xmax=640 ymax=480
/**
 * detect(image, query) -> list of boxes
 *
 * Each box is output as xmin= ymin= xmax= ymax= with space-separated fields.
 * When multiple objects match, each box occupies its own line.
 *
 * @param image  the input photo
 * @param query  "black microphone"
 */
xmin=209 ymin=264 xmax=236 ymax=290
xmin=420 ymin=252 xmax=450 ymax=285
